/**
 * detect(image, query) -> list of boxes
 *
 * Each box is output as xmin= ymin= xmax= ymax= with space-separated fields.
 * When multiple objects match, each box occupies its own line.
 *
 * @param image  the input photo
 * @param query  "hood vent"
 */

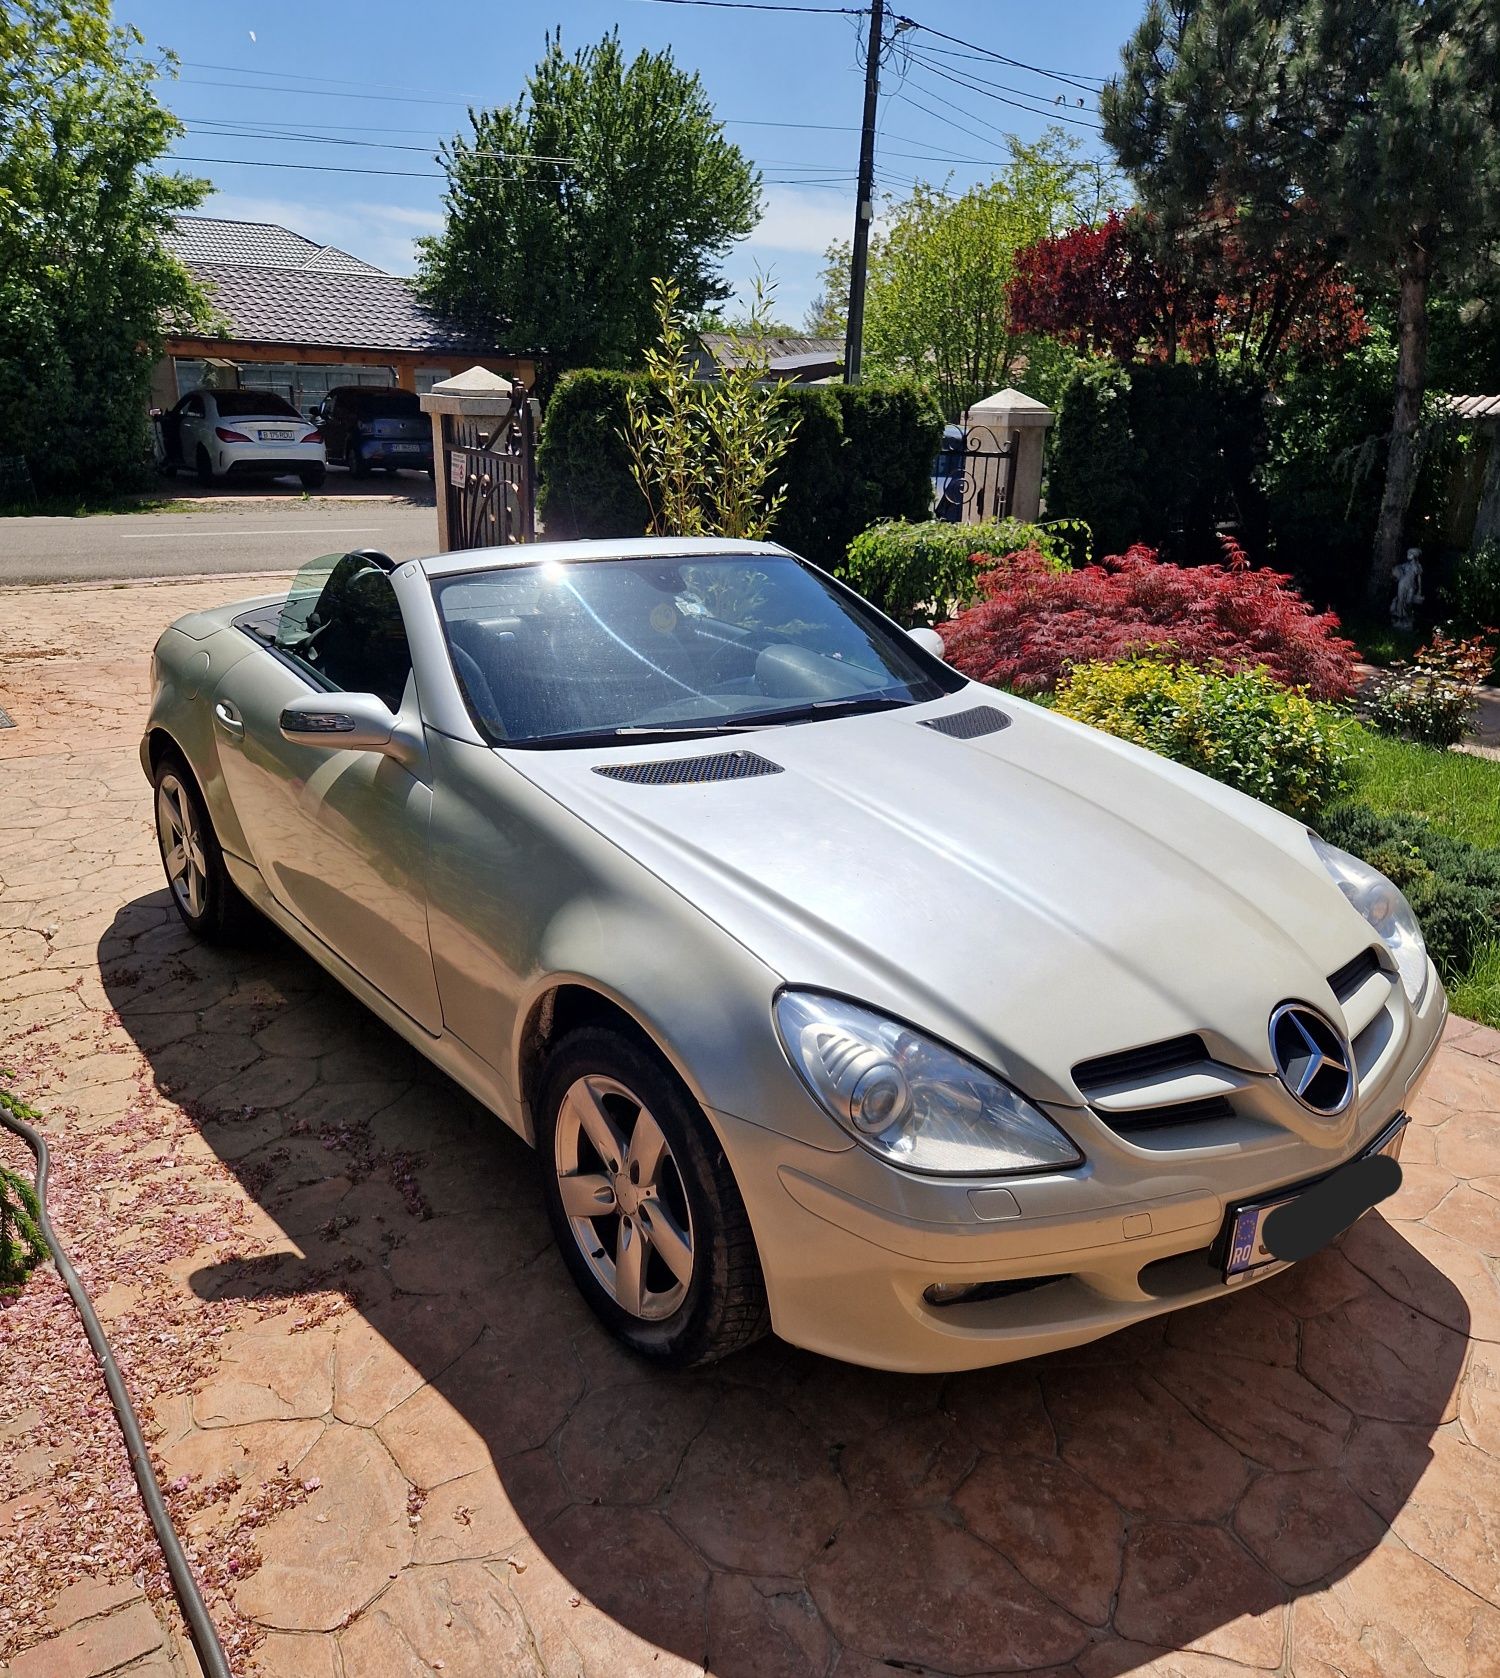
xmin=919 ymin=705 xmax=1011 ymax=740
xmin=593 ymin=749 xmax=784 ymax=787
xmin=1073 ymin=1034 xmax=1208 ymax=1092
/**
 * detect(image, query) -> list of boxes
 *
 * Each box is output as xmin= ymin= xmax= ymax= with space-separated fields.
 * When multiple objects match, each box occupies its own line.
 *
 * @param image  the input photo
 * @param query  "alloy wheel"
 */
xmin=156 ymin=772 xmax=208 ymax=920
xmin=553 ymin=1074 xmax=697 ymax=1320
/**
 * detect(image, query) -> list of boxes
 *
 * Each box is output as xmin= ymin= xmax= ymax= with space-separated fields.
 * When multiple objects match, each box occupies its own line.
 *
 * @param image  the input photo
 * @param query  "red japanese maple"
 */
xmin=1007 ymin=208 xmax=1365 ymax=370
xmin=939 ymin=544 xmax=1360 ymax=700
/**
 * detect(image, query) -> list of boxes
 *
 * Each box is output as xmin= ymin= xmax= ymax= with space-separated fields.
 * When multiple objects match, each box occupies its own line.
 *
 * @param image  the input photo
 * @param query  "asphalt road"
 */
xmin=0 ymin=494 xmax=441 ymax=585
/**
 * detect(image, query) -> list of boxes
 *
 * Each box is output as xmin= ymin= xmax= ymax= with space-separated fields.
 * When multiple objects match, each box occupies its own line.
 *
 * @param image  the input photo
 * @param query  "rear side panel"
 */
xmin=144 ymin=622 xmax=259 ymax=863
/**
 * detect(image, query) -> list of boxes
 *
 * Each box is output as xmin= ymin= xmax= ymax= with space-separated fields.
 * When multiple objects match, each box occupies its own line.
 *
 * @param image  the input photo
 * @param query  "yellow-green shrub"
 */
xmin=1054 ymin=657 xmax=1355 ymax=818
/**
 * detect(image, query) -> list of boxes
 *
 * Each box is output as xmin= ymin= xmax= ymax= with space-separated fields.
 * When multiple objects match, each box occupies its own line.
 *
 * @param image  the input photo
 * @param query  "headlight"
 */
xmin=773 ymin=990 xmax=1084 ymax=1176
xmin=1309 ymin=834 xmax=1428 ymax=1005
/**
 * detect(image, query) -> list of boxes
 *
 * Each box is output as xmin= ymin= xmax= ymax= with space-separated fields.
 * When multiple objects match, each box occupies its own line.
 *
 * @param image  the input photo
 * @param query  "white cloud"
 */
xmin=746 ymin=184 xmax=853 ymax=255
xmin=198 ymin=190 xmax=443 ymax=274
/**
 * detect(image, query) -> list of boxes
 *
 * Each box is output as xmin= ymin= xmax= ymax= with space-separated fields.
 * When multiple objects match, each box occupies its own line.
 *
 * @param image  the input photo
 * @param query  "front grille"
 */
xmin=1104 ymin=1096 xmax=1235 ymax=1136
xmin=1073 ymin=1034 xmax=1209 ymax=1092
xmin=592 ymin=750 xmax=783 ymax=786
xmin=919 ymin=704 xmax=1011 ymax=740
xmin=1328 ymin=946 xmax=1382 ymax=1001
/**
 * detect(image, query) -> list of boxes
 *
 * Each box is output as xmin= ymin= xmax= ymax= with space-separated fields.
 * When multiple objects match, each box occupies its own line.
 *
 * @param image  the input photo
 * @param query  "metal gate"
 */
xmin=440 ymin=392 xmax=536 ymax=550
xmin=939 ymin=426 xmax=1020 ymax=523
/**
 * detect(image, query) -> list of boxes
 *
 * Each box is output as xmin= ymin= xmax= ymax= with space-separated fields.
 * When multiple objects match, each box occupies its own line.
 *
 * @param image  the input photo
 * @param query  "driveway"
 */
xmin=0 ymin=488 xmax=438 ymax=586
xmin=2 ymin=577 xmax=1499 ymax=1677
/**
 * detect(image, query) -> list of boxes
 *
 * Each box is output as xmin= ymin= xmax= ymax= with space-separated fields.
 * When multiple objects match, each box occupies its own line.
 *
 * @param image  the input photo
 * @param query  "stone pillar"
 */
xmin=963 ymin=388 xmax=1054 ymax=524
xmin=419 ymin=366 xmax=515 ymax=553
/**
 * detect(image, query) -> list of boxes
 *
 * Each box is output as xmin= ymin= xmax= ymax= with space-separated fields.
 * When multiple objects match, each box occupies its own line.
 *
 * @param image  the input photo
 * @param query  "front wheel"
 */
xmin=152 ymin=754 xmax=255 ymax=942
xmin=537 ymin=1026 xmax=768 ymax=1367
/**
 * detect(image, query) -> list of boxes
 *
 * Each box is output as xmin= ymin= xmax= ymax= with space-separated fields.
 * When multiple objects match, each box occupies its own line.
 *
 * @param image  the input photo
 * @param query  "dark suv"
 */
xmin=315 ymin=386 xmax=432 ymax=477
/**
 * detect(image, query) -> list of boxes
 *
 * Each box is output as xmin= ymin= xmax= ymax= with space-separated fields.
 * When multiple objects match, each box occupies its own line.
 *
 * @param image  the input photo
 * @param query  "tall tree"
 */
xmin=1103 ymin=0 xmax=1500 ymax=606
xmin=858 ymin=134 xmax=1117 ymax=420
xmin=0 ymin=0 xmax=208 ymax=496
xmin=1008 ymin=207 xmax=1366 ymax=370
xmin=419 ymin=30 xmax=760 ymax=383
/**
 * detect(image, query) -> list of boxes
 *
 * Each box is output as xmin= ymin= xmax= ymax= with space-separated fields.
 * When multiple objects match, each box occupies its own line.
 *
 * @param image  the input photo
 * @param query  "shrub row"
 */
xmin=1048 ymin=361 xmax=1267 ymax=565
xmin=1319 ymin=803 xmax=1500 ymax=985
xmin=1053 ymin=658 xmax=1355 ymax=819
xmin=939 ymin=543 xmax=1360 ymax=700
xmin=536 ymin=371 xmax=944 ymax=573
xmin=843 ymin=518 xmax=1075 ymax=624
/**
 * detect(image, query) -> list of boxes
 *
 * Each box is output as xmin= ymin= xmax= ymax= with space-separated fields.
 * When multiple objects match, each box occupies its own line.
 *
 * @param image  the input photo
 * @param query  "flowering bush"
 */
xmin=1055 ymin=658 xmax=1356 ymax=817
xmin=1367 ymin=630 xmax=1497 ymax=746
xmin=939 ymin=542 xmax=1359 ymax=700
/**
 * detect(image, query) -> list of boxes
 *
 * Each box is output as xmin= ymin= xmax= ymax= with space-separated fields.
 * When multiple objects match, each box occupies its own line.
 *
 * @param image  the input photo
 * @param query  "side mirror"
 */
xmin=907 ymin=626 xmax=945 ymax=658
xmin=279 ymin=692 xmax=399 ymax=754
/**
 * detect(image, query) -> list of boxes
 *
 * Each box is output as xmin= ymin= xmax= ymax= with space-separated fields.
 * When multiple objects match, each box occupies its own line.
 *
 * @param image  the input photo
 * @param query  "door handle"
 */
xmin=214 ymin=700 xmax=244 ymax=737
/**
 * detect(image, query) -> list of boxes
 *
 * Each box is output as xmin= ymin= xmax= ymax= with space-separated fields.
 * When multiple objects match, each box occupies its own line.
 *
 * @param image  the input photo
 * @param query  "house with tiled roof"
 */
xmin=153 ymin=216 xmax=533 ymax=414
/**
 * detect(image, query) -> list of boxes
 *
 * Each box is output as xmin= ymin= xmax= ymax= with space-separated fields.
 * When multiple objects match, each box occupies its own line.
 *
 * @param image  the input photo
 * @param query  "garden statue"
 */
xmin=1391 ymin=547 xmax=1424 ymax=631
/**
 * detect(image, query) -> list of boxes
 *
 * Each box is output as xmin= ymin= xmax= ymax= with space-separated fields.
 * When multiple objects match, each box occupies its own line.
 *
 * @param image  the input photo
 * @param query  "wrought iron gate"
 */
xmin=936 ymin=428 xmax=1019 ymax=524
xmin=440 ymin=392 xmax=536 ymax=550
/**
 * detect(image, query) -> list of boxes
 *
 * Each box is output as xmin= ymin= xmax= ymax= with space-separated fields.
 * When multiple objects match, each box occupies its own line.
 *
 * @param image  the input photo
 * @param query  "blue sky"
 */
xmin=130 ymin=0 xmax=1142 ymax=326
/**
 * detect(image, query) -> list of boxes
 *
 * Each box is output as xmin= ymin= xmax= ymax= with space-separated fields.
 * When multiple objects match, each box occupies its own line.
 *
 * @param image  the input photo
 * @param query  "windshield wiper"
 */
xmin=517 ymin=694 xmax=918 ymax=750
xmin=724 ymin=694 xmax=916 ymax=727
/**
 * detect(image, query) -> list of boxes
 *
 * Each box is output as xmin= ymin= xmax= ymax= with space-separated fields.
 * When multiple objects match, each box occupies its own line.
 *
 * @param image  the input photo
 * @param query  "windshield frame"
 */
xmin=431 ymin=550 xmax=964 ymax=750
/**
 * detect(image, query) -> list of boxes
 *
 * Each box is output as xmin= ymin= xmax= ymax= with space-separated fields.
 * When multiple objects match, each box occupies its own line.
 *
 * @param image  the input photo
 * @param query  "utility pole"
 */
xmin=843 ymin=0 xmax=884 ymax=384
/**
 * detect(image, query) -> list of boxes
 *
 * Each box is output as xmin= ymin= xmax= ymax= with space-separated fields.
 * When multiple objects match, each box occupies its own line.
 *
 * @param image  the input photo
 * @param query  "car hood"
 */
xmin=505 ymin=690 xmax=1371 ymax=1106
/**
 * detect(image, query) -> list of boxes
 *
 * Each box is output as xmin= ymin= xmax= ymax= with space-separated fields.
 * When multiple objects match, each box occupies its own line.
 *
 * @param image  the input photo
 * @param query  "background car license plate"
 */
xmin=259 ymin=429 xmax=295 ymax=441
xmin=1223 ymin=1118 xmax=1406 ymax=1282
xmin=393 ymin=442 xmax=421 ymax=452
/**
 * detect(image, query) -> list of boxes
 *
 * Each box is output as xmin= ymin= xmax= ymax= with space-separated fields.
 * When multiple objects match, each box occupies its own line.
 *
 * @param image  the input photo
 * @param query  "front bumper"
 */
xmin=716 ymin=964 xmax=1448 ymax=1373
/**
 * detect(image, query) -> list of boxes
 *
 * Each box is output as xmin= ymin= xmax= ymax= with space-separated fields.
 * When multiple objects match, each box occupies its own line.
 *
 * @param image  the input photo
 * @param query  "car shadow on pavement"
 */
xmin=100 ymin=890 xmax=1472 ymax=1677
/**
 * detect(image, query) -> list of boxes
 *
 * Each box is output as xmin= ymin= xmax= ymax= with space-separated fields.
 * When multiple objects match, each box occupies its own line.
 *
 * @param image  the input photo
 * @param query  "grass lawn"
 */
xmin=1347 ymin=727 xmax=1500 ymax=849
xmin=1451 ymin=942 xmax=1500 ymax=1028
xmin=1343 ymin=726 xmax=1500 ymax=1026
xmin=0 ymin=491 xmax=193 ymax=518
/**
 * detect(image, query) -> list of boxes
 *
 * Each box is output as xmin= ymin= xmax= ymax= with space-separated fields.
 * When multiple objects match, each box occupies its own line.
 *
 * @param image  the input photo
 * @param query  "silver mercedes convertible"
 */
xmin=143 ymin=538 xmax=1445 ymax=1372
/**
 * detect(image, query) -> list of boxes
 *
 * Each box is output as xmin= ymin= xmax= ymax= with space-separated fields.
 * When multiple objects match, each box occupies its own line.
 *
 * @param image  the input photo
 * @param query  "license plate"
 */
xmin=392 ymin=442 xmax=421 ymax=452
xmin=1222 ymin=1116 xmax=1406 ymax=1282
xmin=259 ymin=429 xmax=295 ymax=441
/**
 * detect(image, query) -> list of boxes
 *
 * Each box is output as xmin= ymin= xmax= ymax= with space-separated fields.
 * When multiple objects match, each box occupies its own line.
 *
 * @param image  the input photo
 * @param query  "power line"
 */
xmin=895 ymin=18 xmax=1111 ymax=95
xmin=905 ymin=53 xmax=1104 ymax=132
xmin=631 ymin=0 xmax=861 ymax=11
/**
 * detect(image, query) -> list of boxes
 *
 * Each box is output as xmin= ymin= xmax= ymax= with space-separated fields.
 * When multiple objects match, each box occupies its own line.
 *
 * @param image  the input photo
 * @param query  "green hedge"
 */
xmin=1320 ymin=803 xmax=1500 ymax=985
xmin=536 ymin=371 xmax=943 ymax=572
xmin=844 ymin=517 xmax=1075 ymax=624
xmin=1048 ymin=361 xmax=1267 ymax=564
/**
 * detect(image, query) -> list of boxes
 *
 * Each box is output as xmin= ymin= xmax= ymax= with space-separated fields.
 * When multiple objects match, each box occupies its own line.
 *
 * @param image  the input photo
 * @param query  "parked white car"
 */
xmin=156 ymin=389 xmax=326 ymax=488
xmin=142 ymin=538 xmax=1445 ymax=1372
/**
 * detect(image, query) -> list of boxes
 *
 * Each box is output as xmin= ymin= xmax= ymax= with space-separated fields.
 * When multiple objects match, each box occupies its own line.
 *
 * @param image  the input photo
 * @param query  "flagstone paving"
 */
xmin=2 ymin=576 xmax=1499 ymax=1677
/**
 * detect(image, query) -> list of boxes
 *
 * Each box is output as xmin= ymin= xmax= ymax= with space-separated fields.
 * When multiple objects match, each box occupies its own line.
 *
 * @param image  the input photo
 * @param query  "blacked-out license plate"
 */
xmin=1222 ymin=1115 xmax=1406 ymax=1282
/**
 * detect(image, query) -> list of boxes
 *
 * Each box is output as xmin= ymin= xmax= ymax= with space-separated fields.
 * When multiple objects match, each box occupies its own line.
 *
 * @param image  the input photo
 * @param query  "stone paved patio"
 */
xmin=2 ymin=576 xmax=1500 ymax=1677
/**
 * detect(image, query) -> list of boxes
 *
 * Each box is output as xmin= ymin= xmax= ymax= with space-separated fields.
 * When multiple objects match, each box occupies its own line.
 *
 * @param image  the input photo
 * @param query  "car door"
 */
xmin=323 ymin=392 xmax=349 ymax=460
xmin=212 ymin=553 xmax=442 ymax=1032
xmin=176 ymin=392 xmax=206 ymax=463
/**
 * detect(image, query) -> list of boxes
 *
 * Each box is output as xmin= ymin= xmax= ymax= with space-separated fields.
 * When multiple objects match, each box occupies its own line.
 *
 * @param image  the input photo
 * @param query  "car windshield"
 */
xmin=215 ymin=391 xmax=302 ymax=418
xmin=351 ymin=389 xmax=420 ymax=416
xmin=433 ymin=552 xmax=961 ymax=747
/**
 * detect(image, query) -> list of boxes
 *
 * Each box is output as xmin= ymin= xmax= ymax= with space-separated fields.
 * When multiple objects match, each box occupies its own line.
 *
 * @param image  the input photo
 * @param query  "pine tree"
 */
xmin=1103 ymin=0 xmax=1500 ymax=606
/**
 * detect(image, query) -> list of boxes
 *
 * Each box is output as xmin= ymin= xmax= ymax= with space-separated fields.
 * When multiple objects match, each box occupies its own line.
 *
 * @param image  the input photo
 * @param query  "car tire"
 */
xmin=299 ymin=466 xmax=326 ymax=489
xmin=537 ymin=1025 xmax=769 ymax=1367
xmin=195 ymin=445 xmax=217 ymax=487
xmin=346 ymin=443 xmax=369 ymax=478
xmin=152 ymin=751 xmax=256 ymax=943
